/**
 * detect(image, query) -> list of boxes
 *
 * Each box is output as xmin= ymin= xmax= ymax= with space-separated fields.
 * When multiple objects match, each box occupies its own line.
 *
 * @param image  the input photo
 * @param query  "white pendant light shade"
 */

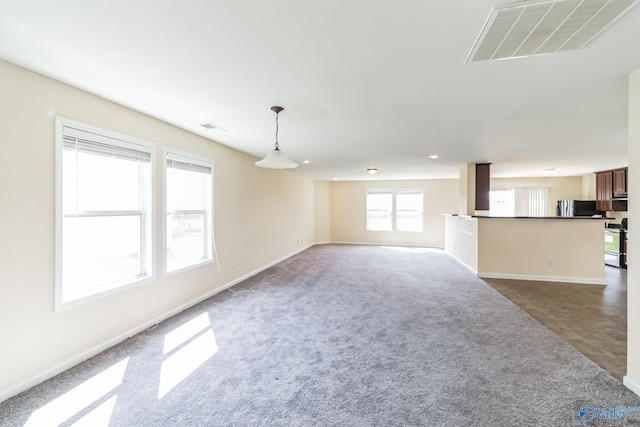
xmin=255 ymin=106 xmax=299 ymax=169
xmin=255 ymin=148 xmax=299 ymax=169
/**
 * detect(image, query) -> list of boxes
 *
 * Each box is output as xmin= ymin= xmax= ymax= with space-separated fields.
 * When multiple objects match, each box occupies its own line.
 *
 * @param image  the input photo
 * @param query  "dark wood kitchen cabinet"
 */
xmin=596 ymin=167 xmax=628 ymax=212
xmin=613 ymin=167 xmax=627 ymax=196
xmin=475 ymin=163 xmax=491 ymax=211
xmin=596 ymin=170 xmax=613 ymax=211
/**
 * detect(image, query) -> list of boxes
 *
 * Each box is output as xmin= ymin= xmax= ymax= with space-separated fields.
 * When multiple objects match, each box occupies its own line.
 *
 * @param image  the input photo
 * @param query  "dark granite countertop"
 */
xmin=443 ymin=213 xmax=613 ymax=220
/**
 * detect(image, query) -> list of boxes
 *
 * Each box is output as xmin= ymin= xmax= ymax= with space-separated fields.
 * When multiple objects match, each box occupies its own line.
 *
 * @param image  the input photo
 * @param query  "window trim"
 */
xmin=55 ymin=117 xmax=156 ymax=311
xmin=163 ymin=147 xmax=215 ymax=276
xmin=365 ymin=189 xmax=394 ymax=231
xmin=395 ymin=188 xmax=424 ymax=232
xmin=365 ymin=188 xmax=425 ymax=233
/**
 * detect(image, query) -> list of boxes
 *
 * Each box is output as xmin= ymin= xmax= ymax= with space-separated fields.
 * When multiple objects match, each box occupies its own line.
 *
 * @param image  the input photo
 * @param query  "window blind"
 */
xmin=396 ymin=189 xmax=422 ymax=196
xmin=166 ymin=158 xmax=212 ymax=174
xmin=62 ymin=125 xmax=151 ymax=163
xmin=514 ymin=187 xmax=548 ymax=217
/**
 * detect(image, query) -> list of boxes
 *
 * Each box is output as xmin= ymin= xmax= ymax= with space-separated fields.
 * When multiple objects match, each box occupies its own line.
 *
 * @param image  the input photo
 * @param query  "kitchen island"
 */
xmin=444 ymin=214 xmax=609 ymax=284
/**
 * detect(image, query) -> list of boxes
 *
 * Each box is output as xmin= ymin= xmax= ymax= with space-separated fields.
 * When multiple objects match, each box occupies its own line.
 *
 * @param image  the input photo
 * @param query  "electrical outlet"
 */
xmin=232 ymin=261 xmax=237 ymax=271
xmin=547 ymin=259 xmax=553 ymax=267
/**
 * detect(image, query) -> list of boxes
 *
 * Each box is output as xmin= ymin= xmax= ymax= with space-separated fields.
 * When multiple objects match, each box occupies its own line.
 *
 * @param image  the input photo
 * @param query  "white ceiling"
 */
xmin=1 ymin=0 xmax=639 ymax=181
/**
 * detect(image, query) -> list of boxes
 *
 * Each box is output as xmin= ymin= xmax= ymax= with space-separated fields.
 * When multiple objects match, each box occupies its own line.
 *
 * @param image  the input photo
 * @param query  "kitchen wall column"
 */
xmin=459 ymin=163 xmax=491 ymax=216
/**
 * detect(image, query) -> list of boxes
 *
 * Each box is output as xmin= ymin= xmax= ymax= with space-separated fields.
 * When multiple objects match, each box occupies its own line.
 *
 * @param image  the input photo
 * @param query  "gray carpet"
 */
xmin=2 ymin=244 xmax=639 ymax=426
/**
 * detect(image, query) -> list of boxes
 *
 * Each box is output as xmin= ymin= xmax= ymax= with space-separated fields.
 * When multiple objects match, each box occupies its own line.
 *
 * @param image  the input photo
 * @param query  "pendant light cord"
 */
xmin=274 ymin=111 xmax=280 ymax=150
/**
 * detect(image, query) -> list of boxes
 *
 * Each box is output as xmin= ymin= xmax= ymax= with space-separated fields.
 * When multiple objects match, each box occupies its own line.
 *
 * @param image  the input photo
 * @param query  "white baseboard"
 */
xmin=0 ymin=244 xmax=312 ymax=404
xmin=330 ymin=241 xmax=384 ymax=246
xmin=478 ymin=272 xmax=607 ymax=285
xmin=624 ymin=376 xmax=640 ymax=397
xmin=329 ymin=240 xmax=443 ymax=249
xmin=446 ymin=256 xmax=479 ymax=275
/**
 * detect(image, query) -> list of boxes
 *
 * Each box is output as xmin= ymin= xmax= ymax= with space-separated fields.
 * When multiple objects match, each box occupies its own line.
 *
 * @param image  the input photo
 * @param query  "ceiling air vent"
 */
xmin=200 ymin=122 xmax=228 ymax=132
xmin=466 ymin=0 xmax=638 ymax=62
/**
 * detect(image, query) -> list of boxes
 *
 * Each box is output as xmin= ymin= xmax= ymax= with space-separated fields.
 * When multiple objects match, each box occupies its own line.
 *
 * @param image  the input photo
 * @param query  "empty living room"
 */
xmin=1 ymin=1 xmax=640 ymax=425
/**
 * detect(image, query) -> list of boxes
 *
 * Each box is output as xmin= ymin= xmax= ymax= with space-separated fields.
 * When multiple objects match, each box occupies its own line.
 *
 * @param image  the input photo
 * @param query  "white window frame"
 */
xmin=164 ymin=147 xmax=214 ymax=274
xmin=395 ymin=188 xmax=424 ymax=232
xmin=366 ymin=189 xmax=394 ymax=231
xmin=366 ymin=188 xmax=424 ymax=232
xmin=55 ymin=117 xmax=156 ymax=311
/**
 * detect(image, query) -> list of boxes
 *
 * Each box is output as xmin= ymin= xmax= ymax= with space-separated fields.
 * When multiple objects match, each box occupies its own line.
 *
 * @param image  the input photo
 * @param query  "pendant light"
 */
xmin=255 ymin=106 xmax=299 ymax=169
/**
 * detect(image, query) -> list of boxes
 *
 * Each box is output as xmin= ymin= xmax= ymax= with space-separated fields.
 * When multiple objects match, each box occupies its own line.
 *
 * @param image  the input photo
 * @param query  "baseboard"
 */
xmin=329 ymin=240 xmax=443 ymax=250
xmin=478 ymin=272 xmax=607 ymax=285
xmin=330 ymin=241 xmax=384 ymax=246
xmin=624 ymin=376 xmax=640 ymax=397
xmin=0 ymin=244 xmax=313 ymax=404
xmin=446 ymin=255 xmax=479 ymax=275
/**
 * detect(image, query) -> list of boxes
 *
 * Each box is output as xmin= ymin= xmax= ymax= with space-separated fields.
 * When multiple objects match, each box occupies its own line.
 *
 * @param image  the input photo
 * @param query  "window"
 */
xmin=366 ymin=188 xmax=424 ymax=232
xmin=395 ymin=189 xmax=424 ymax=232
xmin=490 ymin=186 xmax=549 ymax=217
xmin=56 ymin=118 xmax=154 ymax=309
xmin=490 ymin=189 xmax=515 ymax=216
xmin=165 ymin=149 xmax=213 ymax=273
xmin=514 ymin=187 xmax=548 ymax=217
xmin=366 ymin=190 xmax=393 ymax=231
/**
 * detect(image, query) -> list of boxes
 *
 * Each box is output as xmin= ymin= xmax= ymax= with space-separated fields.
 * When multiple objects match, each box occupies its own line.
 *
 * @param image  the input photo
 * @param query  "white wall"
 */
xmin=582 ymin=173 xmax=597 ymax=200
xmin=477 ymin=218 xmax=606 ymax=284
xmin=444 ymin=215 xmax=479 ymax=272
xmin=0 ymin=60 xmax=319 ymax=399
xmin=314 ymin=181 xmax=331 ymax=243
xmin=626 ymin=67 xmax=640 ymax=396
xmin=330 ymin=179 xmax=459 ymax=248
xmin=445 ymin=216 xmax=606 ymax=284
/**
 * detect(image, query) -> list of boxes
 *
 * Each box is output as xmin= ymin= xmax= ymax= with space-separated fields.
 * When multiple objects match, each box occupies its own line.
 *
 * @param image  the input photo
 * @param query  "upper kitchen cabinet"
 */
xmin=596 ymin=167 xmax=628 ymax=212
xmin=613 ymin=168 xmax=627 ymax=196
xmin=596 ymin=170 xmax=613 ymax=211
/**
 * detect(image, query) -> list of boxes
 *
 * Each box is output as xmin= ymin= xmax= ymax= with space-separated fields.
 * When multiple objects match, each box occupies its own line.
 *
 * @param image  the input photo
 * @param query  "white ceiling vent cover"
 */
xmin=467 ymin=0 xmax=638 ymax=62
xmin=200 ymin=122 xmax=228 ymax=132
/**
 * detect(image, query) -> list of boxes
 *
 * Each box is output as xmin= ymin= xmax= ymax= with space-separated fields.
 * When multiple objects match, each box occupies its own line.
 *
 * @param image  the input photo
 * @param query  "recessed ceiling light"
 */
xmin=367 ymin=168 xmax=378 ymax=174
xmin=303 ymin=160 xmax=310 ymax=164
xmin=429 ymin=154 xmax=439 ymax=159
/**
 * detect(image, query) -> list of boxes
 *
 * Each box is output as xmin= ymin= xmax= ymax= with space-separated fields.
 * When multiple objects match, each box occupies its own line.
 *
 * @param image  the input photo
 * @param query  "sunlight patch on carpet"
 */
xmin=158 ymin=313 xmax=218 ymax=399
xmin=70 ymin=395 xmax=117 ymax=427
xmin=163 ymin=312 xmax=212 ymax=355
xmin=25 ymin=357 xmax=129 ymax=427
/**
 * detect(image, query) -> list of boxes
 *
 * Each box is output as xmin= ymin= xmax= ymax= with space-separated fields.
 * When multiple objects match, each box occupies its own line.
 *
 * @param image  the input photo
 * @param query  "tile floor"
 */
xmin=483 ymin=266 xmax=627 ymax=381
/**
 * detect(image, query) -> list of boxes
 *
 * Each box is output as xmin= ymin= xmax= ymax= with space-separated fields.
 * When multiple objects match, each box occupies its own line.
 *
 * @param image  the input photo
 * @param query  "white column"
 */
xmin=459 ymin=164 xmax=476 ymax=216
xmin=625 ymin=67 xmax=640 ymax=396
